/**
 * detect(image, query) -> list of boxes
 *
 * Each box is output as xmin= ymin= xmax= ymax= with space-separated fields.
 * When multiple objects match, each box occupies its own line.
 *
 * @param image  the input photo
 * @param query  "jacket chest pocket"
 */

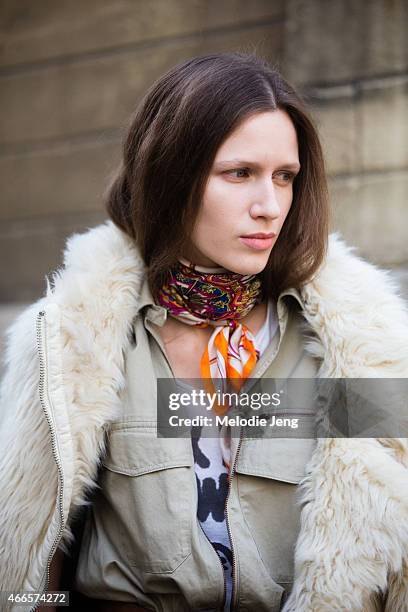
xmin=101 ymin=423 xmax=194 ymax=574
xmin=234 ymin=437 xmax=316 ymax=589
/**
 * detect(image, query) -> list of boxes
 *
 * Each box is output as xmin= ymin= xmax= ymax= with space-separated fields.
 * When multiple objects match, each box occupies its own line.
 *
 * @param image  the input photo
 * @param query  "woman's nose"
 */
xmin=250 ymin=182 xmax=281 ymax=218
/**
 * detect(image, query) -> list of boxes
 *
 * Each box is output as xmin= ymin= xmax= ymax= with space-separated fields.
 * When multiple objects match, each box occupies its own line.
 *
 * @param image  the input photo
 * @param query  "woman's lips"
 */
xmin=239 ymin=236 xmax=275 ymax=250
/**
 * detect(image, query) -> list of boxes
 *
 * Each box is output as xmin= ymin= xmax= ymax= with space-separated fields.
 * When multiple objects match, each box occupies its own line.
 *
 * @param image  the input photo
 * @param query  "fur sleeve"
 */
xmin=0 ymin=299 xmax=60 ymax=595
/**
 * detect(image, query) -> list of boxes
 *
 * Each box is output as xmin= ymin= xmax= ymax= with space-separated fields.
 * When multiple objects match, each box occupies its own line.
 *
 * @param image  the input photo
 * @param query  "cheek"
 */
xmin=200 ymin=184 xmax=240 ymax=227
xmin=281 ymin=192 xmax=294 ymax=218
xmin=195 ymin=206 xmax=229 ymax=242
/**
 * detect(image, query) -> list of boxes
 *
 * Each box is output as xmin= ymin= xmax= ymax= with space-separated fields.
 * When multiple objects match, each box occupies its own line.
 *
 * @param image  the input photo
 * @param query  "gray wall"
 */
xmin=282 ymin=0 xmax=408 ymax=273
xmin=1 ymin=0 xmax=407 ymax=313
xmin=0 ymin=0 xmax=287 ymax=301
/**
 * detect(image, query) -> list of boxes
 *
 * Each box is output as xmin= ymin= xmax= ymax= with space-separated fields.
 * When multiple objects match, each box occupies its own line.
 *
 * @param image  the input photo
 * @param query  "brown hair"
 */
xmin=106 ymin=52 xmax=330 ymax=302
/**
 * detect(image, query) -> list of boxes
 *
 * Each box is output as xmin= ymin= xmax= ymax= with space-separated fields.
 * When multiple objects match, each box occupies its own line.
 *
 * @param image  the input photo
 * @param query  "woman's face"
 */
xmin=184 ymin=109 xmax=300 ymax=274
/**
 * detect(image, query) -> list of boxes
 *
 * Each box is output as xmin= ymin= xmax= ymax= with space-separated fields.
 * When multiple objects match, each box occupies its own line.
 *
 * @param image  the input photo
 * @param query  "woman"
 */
xmin=1 ymin=52 xmax=408 ymax=612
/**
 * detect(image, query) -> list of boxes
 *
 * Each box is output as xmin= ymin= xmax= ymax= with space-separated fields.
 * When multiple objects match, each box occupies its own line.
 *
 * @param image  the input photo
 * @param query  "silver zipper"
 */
xmin=225 ymin=424 xmax=244 ymax=611
xmin=192 ymin=426 xmax=242 ymax=612
xmin=30 ymin=310 xmax=66 ymax=612
xmin=197 ymin=521 xmax=227 ymax=610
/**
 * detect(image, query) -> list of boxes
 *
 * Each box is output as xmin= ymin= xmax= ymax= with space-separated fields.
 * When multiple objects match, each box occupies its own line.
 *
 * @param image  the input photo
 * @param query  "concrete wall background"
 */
xmin=1 ymin=0 xmax=407 ymax=359
xmin=282 ymin=0 xmax=408 ymax=272
xmin=0 ymin=0 xmax=286 ymax=301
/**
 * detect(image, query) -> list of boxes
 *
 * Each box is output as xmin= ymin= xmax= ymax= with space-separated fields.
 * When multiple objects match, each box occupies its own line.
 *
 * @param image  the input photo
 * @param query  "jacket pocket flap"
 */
xmin=235 ymin=437 xmax=316 ymax=484
xmin=102 ymin=425 xmax=194 ymax=476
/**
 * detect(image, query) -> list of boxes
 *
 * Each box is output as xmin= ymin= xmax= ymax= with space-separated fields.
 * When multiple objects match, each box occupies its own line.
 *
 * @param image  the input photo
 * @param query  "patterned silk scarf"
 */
xmin=156 ymin=257 xmax=264 ymax=416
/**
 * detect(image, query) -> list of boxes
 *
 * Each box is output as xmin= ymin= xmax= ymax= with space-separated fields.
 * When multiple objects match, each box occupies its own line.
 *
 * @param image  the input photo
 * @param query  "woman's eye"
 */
xmin=224 ymin=168 xmax=296 ymax=182
xmin=226 ymin=168 xmax=251 ymax=179
xmin=275 ymin=171 xmax=295 ymax=183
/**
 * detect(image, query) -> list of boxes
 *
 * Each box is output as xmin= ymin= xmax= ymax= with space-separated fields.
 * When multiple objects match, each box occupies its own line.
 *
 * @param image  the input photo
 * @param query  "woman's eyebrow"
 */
xmin=214 ymin=158 xmax=301 ymax=171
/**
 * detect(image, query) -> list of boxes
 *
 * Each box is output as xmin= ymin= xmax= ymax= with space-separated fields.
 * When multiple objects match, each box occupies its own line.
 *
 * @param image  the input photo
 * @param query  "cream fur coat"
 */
xmin=0 ymin=220 xmax=408 ymax=612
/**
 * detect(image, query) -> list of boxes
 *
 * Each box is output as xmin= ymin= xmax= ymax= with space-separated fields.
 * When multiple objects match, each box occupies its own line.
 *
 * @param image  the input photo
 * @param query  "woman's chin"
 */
xmin=225 ymin=254 xmax=270 ymax=276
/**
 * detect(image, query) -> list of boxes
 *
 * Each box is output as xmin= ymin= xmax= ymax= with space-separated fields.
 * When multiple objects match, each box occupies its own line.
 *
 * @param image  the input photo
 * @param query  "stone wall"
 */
xmin=1 ymin=0 xmax=407 ymax=307
xmin=282 ymin=0 xmax=407 ymax=275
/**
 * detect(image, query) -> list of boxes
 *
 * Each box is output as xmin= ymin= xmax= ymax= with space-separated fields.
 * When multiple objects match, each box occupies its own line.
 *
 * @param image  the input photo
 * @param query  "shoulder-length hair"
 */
xmin=106 ymin=52 xmax=330 ymax=302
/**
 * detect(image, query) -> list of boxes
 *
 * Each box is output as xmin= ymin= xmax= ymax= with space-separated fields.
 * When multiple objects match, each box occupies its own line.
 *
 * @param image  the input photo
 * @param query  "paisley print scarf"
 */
xmin=156 ymin=257 xmax=263 ymax=415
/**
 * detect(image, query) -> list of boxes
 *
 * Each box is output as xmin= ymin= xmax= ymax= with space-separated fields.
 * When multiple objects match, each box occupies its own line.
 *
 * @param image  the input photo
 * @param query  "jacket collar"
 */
xmin=137 ymin=272 xmax=167 ymax=326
